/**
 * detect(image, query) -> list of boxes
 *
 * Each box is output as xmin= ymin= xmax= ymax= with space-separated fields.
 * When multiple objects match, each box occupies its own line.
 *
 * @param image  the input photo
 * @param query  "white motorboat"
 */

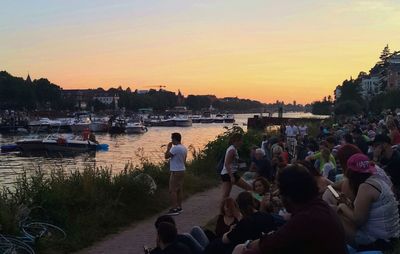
xmin=42 ymin=134 xmax=98 ymax=153
xmin=16 ymin=136 xmax=45 ymax=152
xmin=224 ymin=114 xmax=235 ymax=123
xmin=199 ymin=112 xmax=213 ymax=123
xmin=125 ymin=122 xmax=148 ymax=134
xmin=90 ymin=117 xmax=109 ymax=132
xmin=70 ymin=117 xmax=91 ymax=133
xmin=108 ymin=116 xmax=127 ymax=134
xmin=191 ymin=115 xmax=201 ymax=123
xmin=28 ymin=118 xmax=60 ymax=132
xmin=174 ymin=117 xmax=192 ymax=127
xmin=213 ymin=114 xmax=224 ymax=123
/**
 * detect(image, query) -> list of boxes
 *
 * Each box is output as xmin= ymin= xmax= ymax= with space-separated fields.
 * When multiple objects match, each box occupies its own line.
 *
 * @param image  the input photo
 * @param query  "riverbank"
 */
xmin=77 ymin=185 xmax=241 ymax=254
xmin=0 ymin=126 xmax=262 ymax=253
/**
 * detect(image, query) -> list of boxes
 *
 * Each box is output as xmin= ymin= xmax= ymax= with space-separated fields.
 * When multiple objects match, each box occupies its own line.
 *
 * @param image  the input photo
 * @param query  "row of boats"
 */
xmin=0 ymin=113 xmax=235 ymax=134
xmin=28 ymin=116 xmax=148 ymax=134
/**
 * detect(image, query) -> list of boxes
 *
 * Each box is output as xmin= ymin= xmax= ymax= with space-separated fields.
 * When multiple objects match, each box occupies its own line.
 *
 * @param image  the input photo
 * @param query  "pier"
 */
xmin=247 ymin=115 xmax=324 ymax=130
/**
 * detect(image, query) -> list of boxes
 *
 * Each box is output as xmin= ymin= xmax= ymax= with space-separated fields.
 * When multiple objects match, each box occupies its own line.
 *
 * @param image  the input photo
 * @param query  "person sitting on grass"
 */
xmin=321 ymin=147 xmax=337 ymax=182
xmin=249 ymin=149 xmax=273 ymax=182
xmin=337 ymin=153 xmax=400 ymax=252
xmin=232 ymin=163 xmax=348 ymax=254
xmin=322 ymin=144 xmax=362 ymax=208
xmin=204 ymin=192 xmax=276 ymax=254
xmin=147 ymin=215 xmax=204 ymax=254
xmin=270 ymin=145 xmax=287 ymax=178
xmin=306 ymin=140 xmax=337 ymax=171
xmin=251 ymin=177 xmax=275 ymax=212
xmin=297 ymin=160 xmax=333 ymax=196
xmin=215 ymin=197 xmax=242 ymax=238
xmin=252 ymin=176 xmax=287 ymax=225
xmin=155 ymin=222 xmax=192 ymax=254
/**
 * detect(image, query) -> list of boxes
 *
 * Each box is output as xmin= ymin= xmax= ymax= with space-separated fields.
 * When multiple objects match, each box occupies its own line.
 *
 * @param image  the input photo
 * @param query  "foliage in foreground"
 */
xmin=0 ymin=126 xmax=261 ymax=253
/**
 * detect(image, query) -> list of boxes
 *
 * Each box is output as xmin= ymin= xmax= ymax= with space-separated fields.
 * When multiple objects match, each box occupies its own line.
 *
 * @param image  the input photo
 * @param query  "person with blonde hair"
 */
xmin=215 ymin=197 xmax=242 ymax=238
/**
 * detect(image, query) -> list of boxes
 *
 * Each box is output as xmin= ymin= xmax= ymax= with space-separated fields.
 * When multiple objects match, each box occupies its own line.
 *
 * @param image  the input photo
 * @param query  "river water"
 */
xmin=0 ymin=113 xmax=323 ymax=185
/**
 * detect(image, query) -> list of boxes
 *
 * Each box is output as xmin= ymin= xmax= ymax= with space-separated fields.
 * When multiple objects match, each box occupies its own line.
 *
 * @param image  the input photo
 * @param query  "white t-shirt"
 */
xmin=261 ymin=140 xmax=268 ymax=154
xmin=292 ymin=125 xmax=299 ymax=136
xmin=285 ymin=125 xmax=299 ymax=137
xmin=299 ymin=125 xmax=308 ymax=137
xmin=221 ymin=145 xmax=239 ymax=175
xmin=169 ymin=144 xmax=187 ymax=171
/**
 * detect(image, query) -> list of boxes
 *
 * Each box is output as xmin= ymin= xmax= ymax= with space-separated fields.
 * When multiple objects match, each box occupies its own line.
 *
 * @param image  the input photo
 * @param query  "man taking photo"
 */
xmin=165 ymin=132 xmax=187 ymax=216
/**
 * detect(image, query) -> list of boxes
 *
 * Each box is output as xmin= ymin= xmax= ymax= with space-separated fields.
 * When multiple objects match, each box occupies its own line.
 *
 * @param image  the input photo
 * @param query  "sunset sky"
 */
xmin=1 ymin=0 xmax=400 ymax=104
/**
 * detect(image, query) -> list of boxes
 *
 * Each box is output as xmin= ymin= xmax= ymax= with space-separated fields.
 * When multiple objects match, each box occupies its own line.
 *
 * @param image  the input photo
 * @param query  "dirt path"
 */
xmin=77 ymin=185 xmax=240 ymax=254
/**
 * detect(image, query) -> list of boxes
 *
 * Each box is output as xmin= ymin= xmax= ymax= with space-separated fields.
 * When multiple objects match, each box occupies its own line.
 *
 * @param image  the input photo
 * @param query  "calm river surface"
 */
xmin=0 ymin=113 xmax=322 ymax=185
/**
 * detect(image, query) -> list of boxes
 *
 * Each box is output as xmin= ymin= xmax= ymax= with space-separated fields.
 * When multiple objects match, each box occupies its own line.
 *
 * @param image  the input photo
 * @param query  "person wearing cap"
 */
xmin=337 ymin=153 xmax=400 ymax=251
xmin=372 ymin=134 xmax=400 ymax=196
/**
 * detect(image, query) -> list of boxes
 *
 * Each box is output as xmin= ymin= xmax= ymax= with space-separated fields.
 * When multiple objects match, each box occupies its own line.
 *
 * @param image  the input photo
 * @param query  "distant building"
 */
xmin=93 ymin=94 xmax=119 ymax=106
xmin=136 ymin=90 xmax=149 ymax=94
xmin=387 ymin=53 xmax=400 ymax=90
xmin=360 ymin=76 xmax=381 ymax=99
xmin=334 ymin=86 xmax=342 ymax=100
xmin=388 ymin=52 xmax=400 ymax=64
xmin=62 ymin=89 xmax=119 ymax=110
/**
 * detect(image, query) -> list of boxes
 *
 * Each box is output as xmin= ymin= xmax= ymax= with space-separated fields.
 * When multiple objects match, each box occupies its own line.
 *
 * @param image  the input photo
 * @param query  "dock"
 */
xmin=247 ymin=115 xmax=324 ymax=130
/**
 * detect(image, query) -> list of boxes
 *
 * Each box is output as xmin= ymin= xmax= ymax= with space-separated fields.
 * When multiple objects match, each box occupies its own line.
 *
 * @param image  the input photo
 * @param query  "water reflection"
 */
xmin=0 ymin=113 xmax=322 ymax=185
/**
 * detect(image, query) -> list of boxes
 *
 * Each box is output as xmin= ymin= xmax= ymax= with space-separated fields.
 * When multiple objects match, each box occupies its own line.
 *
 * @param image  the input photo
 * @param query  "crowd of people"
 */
xmin=150 ymin=112 xmax=400 ymax=253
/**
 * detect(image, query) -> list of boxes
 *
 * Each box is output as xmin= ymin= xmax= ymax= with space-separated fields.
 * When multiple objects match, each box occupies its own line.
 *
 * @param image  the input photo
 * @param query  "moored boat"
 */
xmin=90 ymin=118 xmax=109 ymax=132
xmin=174 ymin=116 xmax=192 ymax=127
xmin=70 ymin=117 xmax=91 ymax=133
xmin=213 ymin=114 xmax=224 ymax=123
xmin=108 ymin=116 xmax=126 ymax=134
xmin=125 ymin=122 xmax=148 ymax=134
xmin=16 ymin=137 xmax=46 ymax=152
xmin=28 ymin=118 xmax=55 ymax=133
xmin=42 ymin=134 xmax=98 ymax=153
xmin=191 ymin=115 xmax=201 ymax=123
xmin=224 ymin=114 xmax=235 ymax=123
xmin=199 ymin=112 xmax=213 ymax=123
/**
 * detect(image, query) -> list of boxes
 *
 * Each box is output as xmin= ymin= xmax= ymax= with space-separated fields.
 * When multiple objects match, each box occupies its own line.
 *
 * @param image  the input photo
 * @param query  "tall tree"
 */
xmin=380 ymin=44 xmax=391 ymax=62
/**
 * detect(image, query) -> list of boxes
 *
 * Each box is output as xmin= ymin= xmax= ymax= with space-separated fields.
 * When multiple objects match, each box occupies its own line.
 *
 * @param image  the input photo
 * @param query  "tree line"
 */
xmin=311 ymin=45 xmax=400 ymax=116
xmin=0 ymin=71 xmax=271 ymax=112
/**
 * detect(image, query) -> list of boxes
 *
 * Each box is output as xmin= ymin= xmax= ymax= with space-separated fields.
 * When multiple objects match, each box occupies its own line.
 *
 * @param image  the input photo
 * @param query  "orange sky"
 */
xmin=2 ymin=1 xmax=400 ymax=104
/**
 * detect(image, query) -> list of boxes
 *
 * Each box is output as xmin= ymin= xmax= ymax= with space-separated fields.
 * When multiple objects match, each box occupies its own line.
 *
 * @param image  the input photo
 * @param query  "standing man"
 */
xmin=285 ymin=120 xmax=298 ymax=160
xmin=165 ymin=132 xmax=187 ymax=216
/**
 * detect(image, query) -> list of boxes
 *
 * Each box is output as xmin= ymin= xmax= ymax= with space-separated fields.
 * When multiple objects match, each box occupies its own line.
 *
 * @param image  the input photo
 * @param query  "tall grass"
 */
xmin=0 ymin=126 xmax=262 ymax=253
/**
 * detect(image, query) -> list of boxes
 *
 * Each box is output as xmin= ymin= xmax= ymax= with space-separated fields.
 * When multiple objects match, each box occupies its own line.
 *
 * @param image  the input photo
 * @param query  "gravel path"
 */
xmin=77 ymin=185 xmax=241 ymax=254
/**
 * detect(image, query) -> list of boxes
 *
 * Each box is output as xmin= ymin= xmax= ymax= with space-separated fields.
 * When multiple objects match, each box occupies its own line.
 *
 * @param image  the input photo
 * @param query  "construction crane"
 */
xmin=144 ymin=85 xmax=166 ymax=90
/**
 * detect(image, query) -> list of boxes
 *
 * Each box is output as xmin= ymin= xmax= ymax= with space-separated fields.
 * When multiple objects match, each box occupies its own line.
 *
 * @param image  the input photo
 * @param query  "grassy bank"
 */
xmin=0 ymin=126 xmax=262 ymax=253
